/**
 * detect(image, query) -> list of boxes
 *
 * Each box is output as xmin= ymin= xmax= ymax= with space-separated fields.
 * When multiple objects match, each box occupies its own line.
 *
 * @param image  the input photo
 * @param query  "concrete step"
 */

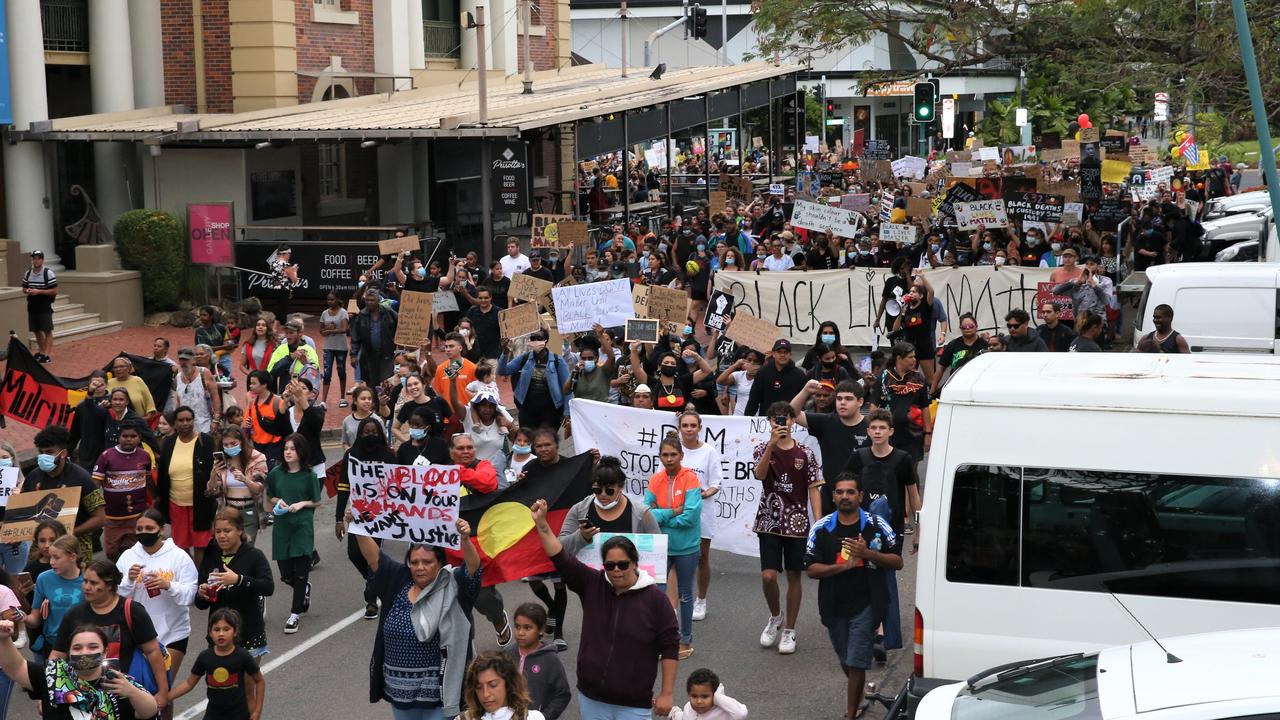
xmin=43 ymin=312 xmax=103 ymax=332
xmin=51 ymin=302 xmax=86 ymax=319
xmin=45 ymin=320 xmax=124 ymax=346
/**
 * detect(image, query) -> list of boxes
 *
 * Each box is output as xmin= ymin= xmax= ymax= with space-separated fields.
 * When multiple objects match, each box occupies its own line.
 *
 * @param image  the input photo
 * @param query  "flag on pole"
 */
xmin=0 ymin=336 xmax=92 ymax=429
xmin=1178 ymin=132 xmax=1201 ymax=167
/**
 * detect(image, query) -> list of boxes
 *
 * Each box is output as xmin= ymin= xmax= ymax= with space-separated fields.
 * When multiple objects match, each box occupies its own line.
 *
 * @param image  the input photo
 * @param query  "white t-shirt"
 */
xmin=499 ymin=253 xmax=531 ymax=278
xmin=730 ymin=370 xmax=754 ymax=415
xmin=762 ymin=254 xmax=794 ymax=272
xmin=681 ymin=442 xmax=723 ymax=539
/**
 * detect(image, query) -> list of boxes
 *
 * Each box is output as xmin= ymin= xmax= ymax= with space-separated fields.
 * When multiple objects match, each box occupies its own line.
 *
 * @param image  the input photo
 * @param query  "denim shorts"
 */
xmin=827 ymin=604 xmax=875 ymax=670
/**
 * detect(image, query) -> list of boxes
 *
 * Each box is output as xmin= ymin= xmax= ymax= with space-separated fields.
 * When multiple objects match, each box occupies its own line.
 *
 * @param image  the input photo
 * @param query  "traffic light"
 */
xmin=691 ymin=5 xmax=708 ymax=39
xmin=826 ymin=102 xmax=835 ymax=114
xmin=912 ymin=81 xmax=936 ymax=123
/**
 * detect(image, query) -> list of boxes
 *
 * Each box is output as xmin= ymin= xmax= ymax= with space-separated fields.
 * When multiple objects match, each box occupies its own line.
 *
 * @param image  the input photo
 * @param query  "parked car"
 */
xmin=1204 ymin=189 xmax=1269 ymax=220
xmin=1215 ymin=238 xmax=1260 ymax=262
xmin=1198 ymin=207 xmax=1271 ymax=259
xmin=912 ymin=627 xmax=1280 ymax=719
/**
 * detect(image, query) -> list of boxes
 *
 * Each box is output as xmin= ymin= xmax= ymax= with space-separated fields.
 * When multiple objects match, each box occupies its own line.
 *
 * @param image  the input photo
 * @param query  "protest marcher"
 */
xmin=504 ymin=427 xmax=536 ymax=485
xmin=280 ymin=378 xmax=327 ymax=481
xmin=0 ymin=619 xmax=160 ymax=720
xmin=500 ymin=237 xmax=532 ymax=278
xmin=1136 ymin=303 xmax=1190 ymax=353
xmin=520 ymin=430 xmax=588 ymax=652
xmin=645 ymin=433 xmax=702 ymax=659
xmin=391 ymin=375 xmax=439 ymax=447
xmin=320 ymin=291 xmax=351 ymax=407
xmin=196 ymin=508 xmax=275 ymax=658
xmin=195 ymin=305 xmax=236 ymax=378
xmin=790 ymin=379 xmax=869 ymax=514
xmin=243 ymin=370 xmax=288 ymax=470
xmin=670 ymin=411 xmax=722 ymax=623
xmin=93 ymin=387 xmax=158 ymax=454
xmin=92 ymin=418 xmax=155 ymax=562
xmin=351 ymin=287 xmax=400 ymax=387
xmin=240 ymin=317 xmax=277 ymax=378
xmin=267 ymin=319 xmax=321 ymax=394
xmin=506 ymin=602 xmax=571 ymax=720
xmin=715 ymin=349 xmax=762 ymax=417
xmin=743 ymin=340 xmax=806 ymax=416
xmin=891 ymin=271 xmax=937 ymax=379
xmin=1070 ymin=313 xmax=1105 ymax=352
xmin=396 ymin=405 xmax=451 ymax=466
xmin=173 ymin=346 xmax=222 ymax=433
xmin=530 ymin=499 xmax=680 ymax=718
xmin=206 ymin=427 xmax=268 ymax=544
xmin=167 ymin=608 xmax=266 ymax=720
xmin=265 ymin=434 xmax=321 ymax=635
xmin=666 ymin=668 xmax=749 ymax=720
xmin=1035 ymin=301 xmax=1077 ymax=352
xmin=458 ymin=651 xmax=547 ymax=720
xmin=433 ymin=333 xmax=478 ymax=434
xmin=337 ymin=417 xmax=397 ymax=620
xmin=865 ymin=343 xmax=932 ymax=464
xmin=465 ymin=390 xmax=511 ymax=474
xmin=354 ymin=518 xmax=482 ymax=719
xmin=342 ymin=386 xmax=380 ymax=450
xmin=108 ymin=356 xmax=158 ymax=419
xmin=50 ymin=559 xmax=171 ymax=709
xmin=557 ymin=457 xmax=660 ymax=557
xmin=466 ymin=287 xmax=503 ymax=365
xmin=499 ymin=330 xmax=571 ymax=431
xmin=1002 ymin=309 xmax=1046 ymax=352
xmin=21 ymin=520 xmax=66 ymax=603
xmin=155 ymin=406 xmax=217 ymax=565
xmin=752 ymin=402 xmax=822 ymax=656
xmin=0 ymin=442 xmax=29 ymax=577
xmin=69 ymin=371 xmax=112 ymax=469
xmin=22 ymin=249 xmax=57 ymax=363
xmin=805 ymin=473 xmax=902 ymax=720
xmin=115 ymin=508 xmax=199 ymax=682
xmin=25 ymin=534 xmax=83 ymax=663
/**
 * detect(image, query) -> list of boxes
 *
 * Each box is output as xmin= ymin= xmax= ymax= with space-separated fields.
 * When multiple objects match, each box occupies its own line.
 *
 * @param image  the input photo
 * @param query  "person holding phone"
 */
xmin=557 ymin=458 xmax=659 ymax=558
xmin=751 ymin=401 xmax=823 ymax=656
xmin=196 ymin=508 xmax=274 ymax=659
xmin=206 ymin=427 xmax=269 ymax=544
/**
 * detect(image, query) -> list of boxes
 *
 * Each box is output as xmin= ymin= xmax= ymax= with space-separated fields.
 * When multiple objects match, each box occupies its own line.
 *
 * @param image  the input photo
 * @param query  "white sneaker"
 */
xmin=692 ymin=598 xmax=707 ymax=621
xmin=759 ymin=615 xmax=783 ymax=647
xmin=778 ymin=628 xmax=797 ymax=655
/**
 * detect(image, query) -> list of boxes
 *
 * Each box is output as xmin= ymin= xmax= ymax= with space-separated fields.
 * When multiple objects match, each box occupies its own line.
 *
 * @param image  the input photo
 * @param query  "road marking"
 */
xmin=175 ymin=608 xmax=367 ymax=720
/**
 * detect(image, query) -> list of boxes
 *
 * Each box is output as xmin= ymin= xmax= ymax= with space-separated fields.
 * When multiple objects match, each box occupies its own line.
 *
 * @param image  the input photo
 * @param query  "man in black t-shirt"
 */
xmin=843 ymin=409 xmax=920 ymax=541
xmin=1036 ymin=302 xmax=1077 ymax=352
xmin=24 ymin=425 xmax=107 ymax=561
xmin=804 ymin=474 xmax=902 ymax=720
xmin=791 ymin=379 xmax=870 ymax=514
xmin=523 ymin=252 xmax=556 ymax=283
xmin=465 ymin=287 xmax=502 ymax=361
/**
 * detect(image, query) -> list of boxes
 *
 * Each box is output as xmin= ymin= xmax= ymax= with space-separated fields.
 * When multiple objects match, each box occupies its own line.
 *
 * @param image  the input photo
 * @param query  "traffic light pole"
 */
xmin=1228 ymin=0 xmax=1280 ymax=259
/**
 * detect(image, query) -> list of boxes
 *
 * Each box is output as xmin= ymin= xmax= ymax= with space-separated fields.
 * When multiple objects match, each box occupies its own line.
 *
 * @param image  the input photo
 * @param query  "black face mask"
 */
xmin=136 ymin=532 xmax=161 ymax=548
xmin=822 ymin=361 xmax=836 ymax=369
xmin=357 ymin=434 xmax=384 ymax=454
xmin=660 ymin=366 xmax=678 ymax=377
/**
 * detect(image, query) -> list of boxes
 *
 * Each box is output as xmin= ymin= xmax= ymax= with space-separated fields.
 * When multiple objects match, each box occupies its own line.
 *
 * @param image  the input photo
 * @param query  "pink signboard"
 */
xmin=187 ymin=203 xmax=234 ymax=265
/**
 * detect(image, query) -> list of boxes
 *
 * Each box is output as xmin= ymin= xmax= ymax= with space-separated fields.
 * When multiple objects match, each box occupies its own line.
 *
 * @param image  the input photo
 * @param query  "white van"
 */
xmin=1133 ymin=262 xmax=1280 ymax=353
xmin=914 ymin=353 xmax=1280 ymax=682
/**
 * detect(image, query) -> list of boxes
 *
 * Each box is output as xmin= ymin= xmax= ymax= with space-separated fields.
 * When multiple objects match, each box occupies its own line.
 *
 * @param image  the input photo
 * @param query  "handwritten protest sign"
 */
xmin=1080 ymin=127 xmax=1100 ymax=144
xmin=347 ymin=461 xmax=463 ymax=548
xmin=624 ymin=318 xmax=660 ymax=343
xmin=576 ymin=532 xmax=668 ymax=577
xmin=906 ymin=196 xmax=934 ymax=219
xmin=557 ymin=220 xmax=590 ymax=247
xmin=977 ymin=146 xmax=1000 ymax=162
xmin=841 ymin=194 xmax=871 ymax=212
xmin=643 ymin=284 xmax=691 ymax=324
xmin=769 ymin=183 xmax=785 ymax=195
xmin=0 ymin=487 xmax=80 ymax=542
xmin=863 ymin=160 xmax=894 ymax=184
xmin=551 ymin=278 xmax=634 ymax=333
xmin=532 ymin=214 xmax=575 ymax=247
xmin=378 ymin=235 xmax=421 ymax=256
xmin=0 ymin=469 xmax=20 ymax=508
xmin=954 ymin=199 xmax=1009 ymax=230
xmin=1003 ymin=191 xmax=1065 ymax=222
xmin=880 ymin=222 xmax=918 ymax=245
xmin=394 ymin=291 xmax=434 ymax=347
xmin=432 ymin=290 xmax=460 ymax=314
xmin=498 ymin=302 xmax=540 ymax=339
xmin=509 ymin=273 xmax=553 ymax=304
xmin=709 ymin=190 xmax=728 ymax=214
xmin=790 ymin=200 xmax=861 ymax=238
xmin=1036 ymin=282 xmax=1075 ymax=322
xmin=720 ymin=175 xmax=754 ymax=202
xmin=1061 ymin=202 xmax=1085 ymax=226
xmin=1147 ymin=165 xmax=1174 ymax=186
xmin=726 ymin=312 xmax=783 ymax=353
xmin=703 ymin=290 xmax=735 ymax=332
xmin=1129 ymin=145 xmax=1156 ymax=164
xmin=891 ymin=156 xmax=927 ymax=180
xmin=937 ymin=181 xmax=983 ymax=218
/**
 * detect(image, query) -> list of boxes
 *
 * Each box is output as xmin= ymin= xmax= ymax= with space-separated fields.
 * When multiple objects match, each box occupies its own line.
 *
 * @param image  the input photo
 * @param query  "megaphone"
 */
xmin=886 ymin=298 xmax=902 ymax=316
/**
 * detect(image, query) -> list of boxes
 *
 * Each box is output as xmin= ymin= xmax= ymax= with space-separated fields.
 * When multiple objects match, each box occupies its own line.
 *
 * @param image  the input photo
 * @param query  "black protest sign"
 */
xmin=1079 ymin=165 xmax=1103 ymax=201
xmin=1091 ymin=198 xmax=1128 ymax=231
xmin=862 ymin=139 xmax=891 ymax=160
xmin=1101 ymin=134 xmax=1127 ymax=155
xmin=938 ymin=181 xmax=982 ymax=217
xmin=1002 ymin=191 xmax=1065 ymax=223
xmin=703 ymin=290 xmax=735 ymax=332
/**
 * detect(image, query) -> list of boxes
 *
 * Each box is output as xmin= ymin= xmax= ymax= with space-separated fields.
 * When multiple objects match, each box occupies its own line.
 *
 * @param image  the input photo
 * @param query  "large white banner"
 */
xmin=570 ymin=399 xmax=817 ymax=558
xmin=714 ymin=265 xmax=1054 ymax=346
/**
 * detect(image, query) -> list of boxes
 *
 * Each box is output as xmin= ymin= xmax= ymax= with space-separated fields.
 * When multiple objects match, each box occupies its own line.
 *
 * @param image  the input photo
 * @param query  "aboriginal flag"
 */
xmin=456 ymin=451 xmax=594 ymax=587
xmin=0 ymin=337 xmax=92 ymax=429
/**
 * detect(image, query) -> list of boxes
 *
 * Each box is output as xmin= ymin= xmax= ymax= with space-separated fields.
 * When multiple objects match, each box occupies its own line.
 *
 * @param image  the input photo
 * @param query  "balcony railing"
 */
xmin=423 ymin=20 xmax=461 ymax=59
xmin=42 ymin=0 xmax=89 ymax=52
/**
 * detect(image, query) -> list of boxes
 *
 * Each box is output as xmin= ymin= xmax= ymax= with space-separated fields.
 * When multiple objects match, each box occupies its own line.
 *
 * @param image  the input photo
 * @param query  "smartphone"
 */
xmin=103 ymin=657 xmax=122 ymax=679
xmin=0 ymin=608 xmax=20 ymax=622
xmin=212 ymin=451 xmax=225 ymax=464
xmin=15 ymin=572 xmax=30 ymax=587
xmin=579 ymin=520 xmax=594 ymax=529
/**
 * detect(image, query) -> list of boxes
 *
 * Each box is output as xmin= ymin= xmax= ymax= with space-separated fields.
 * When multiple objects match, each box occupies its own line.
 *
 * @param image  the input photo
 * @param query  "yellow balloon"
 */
xmin=1074 ymin=130 xmax=1082 ymax=141
xmin=890 ymin=208 xmax=907 ymax=223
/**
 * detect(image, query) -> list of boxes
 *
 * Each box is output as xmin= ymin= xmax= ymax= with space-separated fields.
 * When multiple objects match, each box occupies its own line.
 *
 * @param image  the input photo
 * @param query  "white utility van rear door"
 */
xmin=1173 ymin=274 xmax=1278 ymax=353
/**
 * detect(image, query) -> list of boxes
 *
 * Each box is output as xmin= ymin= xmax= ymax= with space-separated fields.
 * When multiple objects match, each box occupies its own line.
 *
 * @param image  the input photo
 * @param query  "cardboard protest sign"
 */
xmin=432 ymin=290 xmax=460 ymax=314
xmin=725 ymin=313 xmax=783 ymax=353
xmin=557 ymin=221 xmax=590 ymax=247
xmin=509 ymin=272 xmax=553 ymax=304
xmin=880 ymin=222 xmax=918 ymax=246
xmin=1003 ymin=191 xmax=1065 ymax=223
xmin=394 ymin=291 xmax=434 ymax=347
xmin=624 ymin=318 xmax=660 ymax=343
xmin=643 ymin=284 xmax=691 ymax=324
xmin=1061 ymin=202 xmax=1085 ymax=226
xmin=378 ymin=235 xmax=421 ymax=256
xmin=709 ymin=190 xmax=728 ymax=214
xmin=1101 ymin=132 xmax=1127 ymax=155
xmin=1080 ymin=127 xmax=1100 ymax=144
xmin=906 ymin=196 xmax=934 ymax=219
xmin=1036 ymin=282 xmax=1075 ymax=322
xmin=532 ymin=214 xmax=575 ymax=247
xmin=0 ymin=487 xmax=80 ymax=542
xmin=720 ymin=175 xmax=754 ymax=202
xmin=499 ymin=302 xmax=541 ymax=339
xmin=1101 ymin=159 xmax=1131 ymax=185
xmin=703 ymin=290 xmax=735 ymax=332
xmin=863 ymin=160 xmax=895 ymax=184
xmin=790 ymin=200 xmax=861 ymax=238
xmin=946 ymin=150 xmax=972 ymax=163
xmin=1040 ymin=180 xmax=1080 ymax=202
xmin=346 ymin=461 xmax=463 ymax=548
xmin=551 ymin=278 xmax=633 ymax=333
xmin=575 ymin=532 xmax=668 ymax=577
xmin=1129 ymin=145 xmax=1156 ymax=164
xmin=954 ymin=199 xmax=1009 ymax=230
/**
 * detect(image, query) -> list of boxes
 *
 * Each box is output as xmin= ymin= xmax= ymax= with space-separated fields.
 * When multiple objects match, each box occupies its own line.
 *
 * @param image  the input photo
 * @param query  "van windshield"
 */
xmin=952 ymin=654 xmax=1101 ymax=720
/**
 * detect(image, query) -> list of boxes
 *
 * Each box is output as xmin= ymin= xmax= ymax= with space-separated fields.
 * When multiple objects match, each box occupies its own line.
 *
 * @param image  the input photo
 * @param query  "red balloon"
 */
xmin=1078 ymin=113 xmax=1092 ymax=129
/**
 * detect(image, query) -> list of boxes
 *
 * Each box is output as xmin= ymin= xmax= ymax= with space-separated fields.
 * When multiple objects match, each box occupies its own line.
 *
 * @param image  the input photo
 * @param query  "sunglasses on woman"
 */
xmin=602 ymin=560 xmax=632 ymax=571
xmin=592 ymin=485 xmax=618 ymax=496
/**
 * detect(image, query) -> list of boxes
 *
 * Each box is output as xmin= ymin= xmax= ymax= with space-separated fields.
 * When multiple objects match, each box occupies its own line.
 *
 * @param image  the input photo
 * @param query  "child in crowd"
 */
xmin=504 ymin=602 xmax=571 ymax=720
xmin=19 ymin=521 xmax=66 ymax=603
xmin=669 ymin=668 xmax=749 ymax=720
xmin=170 ymin=608 xmax=266 ymax=720
xmin=465 ymin=364 xmax=515 ymax=422
xmin=505 ymin=426 xmax=536 ymax=485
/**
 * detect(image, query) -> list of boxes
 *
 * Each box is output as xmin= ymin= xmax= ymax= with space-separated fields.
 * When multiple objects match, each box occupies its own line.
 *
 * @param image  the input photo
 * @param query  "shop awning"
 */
xmin=14 ymin=62 xmax=803 ymax=143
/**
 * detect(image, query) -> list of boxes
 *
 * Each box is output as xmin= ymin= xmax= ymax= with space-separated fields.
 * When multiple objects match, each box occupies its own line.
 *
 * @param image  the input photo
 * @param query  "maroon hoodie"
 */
xmin=551 ymin=549 xmax=679 ymax=709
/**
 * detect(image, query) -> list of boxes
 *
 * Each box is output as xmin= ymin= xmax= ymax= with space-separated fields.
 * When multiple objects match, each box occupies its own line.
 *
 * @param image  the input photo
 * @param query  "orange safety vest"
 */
xmin=246 ymin=394 xmax=284 ymax=446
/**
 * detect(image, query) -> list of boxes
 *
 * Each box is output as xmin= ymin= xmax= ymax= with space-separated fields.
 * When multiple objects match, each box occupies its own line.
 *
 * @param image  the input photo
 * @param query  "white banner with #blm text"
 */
xmin=346 ymin=460 xmax=464 ymax=548
xmin=570 ymin=399 xmax=818 ymax=558
xmin=714 ymin=265 xmax=1054 ymax=347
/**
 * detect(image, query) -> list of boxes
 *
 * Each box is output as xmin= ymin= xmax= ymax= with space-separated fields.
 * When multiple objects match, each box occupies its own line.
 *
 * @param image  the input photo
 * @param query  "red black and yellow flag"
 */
xmin=0 ymin=337 xmax=92 ymax=429
xmin=455 ymin=451 xmax=594 ymax=587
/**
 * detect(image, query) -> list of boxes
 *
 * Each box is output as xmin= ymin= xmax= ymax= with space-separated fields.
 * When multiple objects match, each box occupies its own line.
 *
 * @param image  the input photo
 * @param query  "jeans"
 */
xmin=278 ymin=556 xmax=311 ymax=615
xmin=391 ymin=706 xmax=444 ymax=720
xmin=322 ymin=349 xmax=348 ymax=385
xmin=347 ymin=533 xmax=379 ymax=604
xmin=577 ymin=691 xmax=652 ymax=720
xmin=0 ymin=542 xmax=30 ymax=575
xmin=668 ymin=550 xmax=700 ymax=645
xmin=0 ymin=667 xmax=12 ymax=718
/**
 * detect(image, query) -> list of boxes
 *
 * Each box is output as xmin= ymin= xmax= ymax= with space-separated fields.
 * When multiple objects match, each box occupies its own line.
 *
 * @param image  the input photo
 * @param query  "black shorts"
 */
xmin=27 ymin=309 xmax=52 ymax=333
xmin=758 ymin=533 xmax=806 ymax=573
xmin=165 ymin=636 xmax=190 ymax=654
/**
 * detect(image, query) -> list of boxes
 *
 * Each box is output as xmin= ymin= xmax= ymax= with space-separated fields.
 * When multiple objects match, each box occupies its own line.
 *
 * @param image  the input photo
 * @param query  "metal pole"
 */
xmin=767 ymin=82 xmax=775 ymax=185
xmin=620 ymin=0 xmax=629 ymax=78
xmin=819 ymin=77 xmax=826 ymax=149
xmin=522 ymin=0 xmax=533 ymax=94
xmin=476 ymin=6 xmax=493 ymax=263
xmin=1229 ymin=0 xmax=1280 ymax=260
xmin=477 ymin=6 xmax=488 ymax=124
xmin=644 ymin=15 xmax=686 ymax=67
xmin=665 ymin=102 xmax=674 ymax=219
xmin=622 ymin=112 xmax=631 ymax=227
xmin=720 ymin=0 xmax=727 ymax=65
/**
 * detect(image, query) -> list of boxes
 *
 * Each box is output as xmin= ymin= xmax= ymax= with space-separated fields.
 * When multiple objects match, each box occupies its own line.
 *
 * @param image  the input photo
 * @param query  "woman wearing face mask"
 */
xmin=456 ymin=319 xmax=483 ymax=363
xmin=1037 ymin=231 xmax=1067 ymax=268
xmin=391 ymin=374 xmax=435 ymax=447
xmin=0 ymin=621 xmax=159 ymax=720
xmin=972 ymin=228 xmax=999 ymax=266
xmin=800 ymin=323 xmax=856 ymax=377
xmin=498 ymin=331 xmax=571 ymax=432
xmin=116 ymin=508 xmax=199 ymax=683
xmin=206 ymin=427 xmax=268 ymax=543
xmin=354 ymin=519 xmax=481 ymax=719
xmin=49 ymin=559 xmax=171 ymax=708
xmin=892 ymin=272 xmax=938 ymax=381
xmin=644 ymin=434 xmax=702 ymax=659
xmin=459 ymin=651 xmax=546 ymax=720
xmin=630 ymin=349 xmax=704 ymax=412
xmin=719 ymin=246 xmax=746 ymax=274
xmin=197 ymin=508 xmax=274 ymax=658
xmin=0 ymin=442 xmax=29 ymax=575
xmin=396 ymin=407 xmax=451 ymax=466
xmin=337 ymin=417 xmax=397 ymax=621
xmin=564 ymin=343 xmax=613 ymax=404
xmin=504 ymin=427 xmax=536 ymax=486
xmin=1018 ymin=227 xmax=1046 ymax=265
xmin=558 ymin=458 xmax=659 ymax=557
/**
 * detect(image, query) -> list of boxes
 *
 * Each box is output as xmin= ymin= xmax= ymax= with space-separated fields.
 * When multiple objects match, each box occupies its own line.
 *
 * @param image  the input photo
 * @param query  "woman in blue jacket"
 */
xmin=498 ymin=329 xmax=571 ymax=431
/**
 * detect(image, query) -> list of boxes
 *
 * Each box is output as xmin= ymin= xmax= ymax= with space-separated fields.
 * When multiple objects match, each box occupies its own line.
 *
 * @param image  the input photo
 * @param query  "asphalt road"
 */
xmin=8 ymin=444 xmax=920 ymax=720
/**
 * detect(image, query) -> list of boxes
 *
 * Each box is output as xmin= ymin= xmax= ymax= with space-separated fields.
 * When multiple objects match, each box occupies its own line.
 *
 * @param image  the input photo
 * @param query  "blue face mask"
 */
xmin=512 ymin=444 xmax=531 ymax=454
xmin=682 ymin=325 xmax=693 ymax=336
xmin=725 ymin=257 xmax=736 ymax=266
xmin=409 ymin=428 xmax=427 ymax=440
xmin=820 ymin=333 xmax=836 ymax=345
xmin=583 ymin=360 xmax=597 ymax=372
xmin=415 ymin=267 xmax=426 ymax=279
xmin=0 ymin=458 xmax=11 ymax=468
xmin=37 ymin=453 xmax=58 ymax=473
xmin=224 ymin=445 xmax=242 ymax=458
